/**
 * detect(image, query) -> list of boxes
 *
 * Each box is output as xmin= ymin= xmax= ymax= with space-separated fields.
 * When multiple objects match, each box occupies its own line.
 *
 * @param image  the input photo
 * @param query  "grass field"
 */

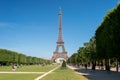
xmin=0 ymin=65 xmax=88 ymax=80
xmin=0 ymin=74 xmax=41 ymax=80
xmin=0 ymin=65 xmax=57 ymax=72
xmin=0 ymin=65 xmax=58 ymax=80
xmin=41 ymin=67 xmax=88 ymax=80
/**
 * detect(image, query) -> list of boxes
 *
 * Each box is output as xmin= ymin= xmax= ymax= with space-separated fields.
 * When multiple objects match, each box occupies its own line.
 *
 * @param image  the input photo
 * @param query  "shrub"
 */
xmin=61 ymin=60 xmax=66 ymax=69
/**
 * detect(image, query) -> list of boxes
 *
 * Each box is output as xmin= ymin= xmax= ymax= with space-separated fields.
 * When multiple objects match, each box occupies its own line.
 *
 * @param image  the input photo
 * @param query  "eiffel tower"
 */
xmin=51 ymin=8 xmax=68 ymax=62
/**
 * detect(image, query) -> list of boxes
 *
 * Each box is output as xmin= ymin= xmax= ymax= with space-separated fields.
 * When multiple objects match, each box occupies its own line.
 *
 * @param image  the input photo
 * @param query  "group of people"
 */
xmin=11 ymin=64 xmax=17 ymax=71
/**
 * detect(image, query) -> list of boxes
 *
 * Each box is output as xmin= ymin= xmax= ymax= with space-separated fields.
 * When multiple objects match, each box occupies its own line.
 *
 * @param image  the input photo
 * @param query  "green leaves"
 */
xmin=68 ymin=36 xmax=96 ymax=65
xmin=61 ymin=60 xmax=66 ymax=68
xmin=95 ymin=3 xmax=120 ymax=59
xmin=68 ymin=3 xmax=120 ymax=66
xmin=0 ymin=49 xmax=51 ymax=65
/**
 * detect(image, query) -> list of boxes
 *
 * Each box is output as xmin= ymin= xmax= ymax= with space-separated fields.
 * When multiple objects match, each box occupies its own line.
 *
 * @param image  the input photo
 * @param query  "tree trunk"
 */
xmin=91 ymin=61 xmax=96 ymax=70
xmin=100 ymin=60 xmax=104 ymax=70
xmin=116 ymin=59 xmax=119 ymax=72
xmin=105 ymin=59 xmax=110 ymax=71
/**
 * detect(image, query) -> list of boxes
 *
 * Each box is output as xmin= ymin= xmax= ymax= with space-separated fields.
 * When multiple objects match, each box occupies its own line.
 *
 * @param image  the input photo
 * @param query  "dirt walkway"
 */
xmin=68 ymin=65 xmax=120 ymax=80
xmin=34 ymin=66 xmax=60 ymax=80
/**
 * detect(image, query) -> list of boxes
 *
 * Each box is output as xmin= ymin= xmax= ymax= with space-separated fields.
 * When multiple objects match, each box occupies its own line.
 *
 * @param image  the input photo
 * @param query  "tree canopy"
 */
xmin=0 ymin=49 xmax=51 ymax=65
xmin=67 ymin=3 xmax=120 ymax=72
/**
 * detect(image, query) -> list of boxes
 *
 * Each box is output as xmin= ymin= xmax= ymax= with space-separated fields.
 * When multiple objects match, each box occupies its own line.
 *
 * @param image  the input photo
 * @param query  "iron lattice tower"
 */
xmin=51 ymin=8 xmax=68 ymax=62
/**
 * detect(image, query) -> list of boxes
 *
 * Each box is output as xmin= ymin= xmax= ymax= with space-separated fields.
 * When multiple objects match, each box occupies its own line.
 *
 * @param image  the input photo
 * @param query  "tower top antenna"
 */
xmin=59 ymin=6 xmax=62 ymax=15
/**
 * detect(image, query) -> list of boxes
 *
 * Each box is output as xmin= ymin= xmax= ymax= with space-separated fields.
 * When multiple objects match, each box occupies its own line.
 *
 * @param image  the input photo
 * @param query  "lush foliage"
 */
xmin=68 ymin=3 xmax=120 ymax=71
xmin=0 ymin=49 xmax=52 ymax=65
xmin=95 ymin=3 xmax=120 ymax=71
xmin=67 ymin=37 xmax=96 ymax=68
xmin=61 ymin=60 xmax=66 ymax=68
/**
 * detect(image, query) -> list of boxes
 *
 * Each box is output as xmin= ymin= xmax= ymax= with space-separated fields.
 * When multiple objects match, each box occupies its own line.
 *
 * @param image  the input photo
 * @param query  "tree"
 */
xmin=18 ymin=54 xmax=26 ymax=64
xmin=96 ymin=3 xmax=120 ymax=71
xmin=26 ymin=56 xmax=33 ymax=64
xmin=61 ymin=60 xmax=66 ymax=69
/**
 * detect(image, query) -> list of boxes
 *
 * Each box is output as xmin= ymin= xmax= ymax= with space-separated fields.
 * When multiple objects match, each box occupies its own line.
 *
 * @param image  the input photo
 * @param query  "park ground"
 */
xmin=0 ymin=64 xmax=88 ymax=80
xmin=0 ymin=64 xmax=120 ymax=80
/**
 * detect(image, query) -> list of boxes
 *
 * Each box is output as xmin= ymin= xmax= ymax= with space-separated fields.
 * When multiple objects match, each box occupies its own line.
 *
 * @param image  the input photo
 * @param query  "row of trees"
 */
xmin=95 ymin=2 xmax=120 ymax=72
xmin=67 ymin=3 xmax=120 ymax=72
xmin=0 ymin=49 xmax=51 ymax=66
xmin=67 ymin=37 xmax=97 ymax=70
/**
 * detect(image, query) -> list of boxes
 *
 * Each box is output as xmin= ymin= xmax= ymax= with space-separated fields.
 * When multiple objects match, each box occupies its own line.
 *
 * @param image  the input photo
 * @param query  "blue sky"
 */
xmin=0 ymin=0 xmax=119 ymax=59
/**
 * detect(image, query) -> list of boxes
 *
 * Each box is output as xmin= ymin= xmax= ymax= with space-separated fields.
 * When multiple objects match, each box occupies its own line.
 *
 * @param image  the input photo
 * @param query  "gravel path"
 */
xmin=34 ymin=66 xmax=60 ymax=80
xmin=68 ymin=65 xmax=120 ymax=80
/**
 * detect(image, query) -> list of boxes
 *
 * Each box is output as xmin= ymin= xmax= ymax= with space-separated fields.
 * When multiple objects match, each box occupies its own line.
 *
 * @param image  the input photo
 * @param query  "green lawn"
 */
xmin=0 ymin=66 xmax=11 ymax=71
xmin=0 ymin=65 xmax=57 ymax=72
xmin=41 ymin=67 xmax=88 ymax=80
xmin=0 ymin=65 xmax=87 ymax=80
xmin=0 ymin=65 xmax=58 ymax=80
xmin=0 ymin=74 xmax=41 ymax=80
